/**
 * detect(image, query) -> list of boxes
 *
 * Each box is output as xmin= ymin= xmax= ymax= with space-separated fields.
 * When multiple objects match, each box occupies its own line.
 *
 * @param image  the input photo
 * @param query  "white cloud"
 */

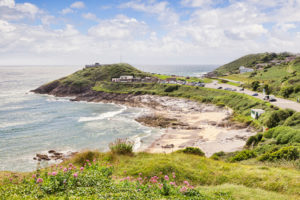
xmin=82 ymin=13 xmax=98 ymax=21
xmin=120 ymin=1 xmax=179 ymax=26
xmin=70 ymin=1 xmax=85 ymax=9
xmin=0 ymin=0 xmax=15 ymax=7
xmin=181 ymin=0 xmax=211 ymax=7
xmin=61 ymin=7 xmax=74 ymax=15
xmin=88 ymin=15 xmax=147 ymax=40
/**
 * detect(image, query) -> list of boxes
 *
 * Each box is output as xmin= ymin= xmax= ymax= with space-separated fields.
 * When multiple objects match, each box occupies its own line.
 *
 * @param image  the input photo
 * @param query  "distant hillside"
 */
xmin=213 ymin=52 xmax=292 ymax=76
xmin=32 ymin=63 xmax=152 ymax=95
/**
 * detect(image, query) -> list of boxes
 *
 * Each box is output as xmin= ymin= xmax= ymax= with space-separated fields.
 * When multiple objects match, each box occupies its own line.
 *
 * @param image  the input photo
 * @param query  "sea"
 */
xmin=0 ymin=64 xmax=218 ymax=172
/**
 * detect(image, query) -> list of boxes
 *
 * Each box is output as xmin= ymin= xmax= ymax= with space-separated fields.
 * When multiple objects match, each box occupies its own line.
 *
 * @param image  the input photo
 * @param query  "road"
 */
xmin=205 ymin=81 xmax=300 ymax=112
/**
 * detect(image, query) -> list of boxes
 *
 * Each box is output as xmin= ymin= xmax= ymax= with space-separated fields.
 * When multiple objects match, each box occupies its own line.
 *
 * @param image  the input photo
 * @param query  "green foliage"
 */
xmin=264 ymin=109 xmax=294 ymax=128
xmin=178 ymin=147 xmax=205 ymax=156
xmin=246 ymin=133 xmax=263 ymax=146
xmin=280 ymin=86 xmax=294 ymax=98
xmin=229 ymin=150 xmax=256 ymax=162
xmin=164 ymin=85 xmax=180 ymax=92
xmin=258 ymin=146 xmax=299 ymax=161
xmin=251 ymin=81 xmax=260 ymax=91
xmin=210 ymin=151 xmax=225 ymax=160
xmin=263 ymin=126 xmax=300 ymax=144
xmin=284 ymin=112 xmax=300 ymax=128
xmin=109 ymin=138 xmax=134 ymax=155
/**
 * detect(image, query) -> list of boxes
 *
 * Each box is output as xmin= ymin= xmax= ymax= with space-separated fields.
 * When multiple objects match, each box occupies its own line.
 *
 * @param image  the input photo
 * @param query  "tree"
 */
xmin=251 ymin=81 xmax=260 ymax=91
xmin=263 ymin=84 xmax=271 ymax=95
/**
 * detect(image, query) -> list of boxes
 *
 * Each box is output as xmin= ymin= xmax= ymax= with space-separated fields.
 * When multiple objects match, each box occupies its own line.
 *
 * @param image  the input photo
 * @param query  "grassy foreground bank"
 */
xmin=1 ymin=151 xmax=299 ymax=200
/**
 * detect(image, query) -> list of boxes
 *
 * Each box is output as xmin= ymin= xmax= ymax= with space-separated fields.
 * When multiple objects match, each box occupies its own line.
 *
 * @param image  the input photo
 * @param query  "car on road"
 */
xmin=217 ymin=87 xmax=222 ymax=89
xmin=240 ymin=88 xmax=244 ymax=91
xmin=224 ymin=88 xmax=232 ymax=91
xmin=252 ymin=93 xmax=259 ymax=96
xmin=232 ymin=89 xmax=237 ymax=91
xmin=263 ymin=95 xmax=277 ymax=102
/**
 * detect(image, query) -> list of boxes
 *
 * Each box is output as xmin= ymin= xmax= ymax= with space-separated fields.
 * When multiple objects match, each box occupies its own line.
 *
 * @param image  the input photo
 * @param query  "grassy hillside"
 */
xmin=223 ymin=57 xmax=300 ymax=101
xmin=1 ymin=151 xmax=299 ymax=199
xmin=214 ymin=52 xmax=292 ymax=75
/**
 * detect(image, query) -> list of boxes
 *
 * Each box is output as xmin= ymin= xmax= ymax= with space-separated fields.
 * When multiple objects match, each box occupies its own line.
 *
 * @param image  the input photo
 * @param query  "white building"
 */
xmin=239 ymin=66 xmax=254 ymax=73
xmin=251 ymin=109 xmax=265 ymax=119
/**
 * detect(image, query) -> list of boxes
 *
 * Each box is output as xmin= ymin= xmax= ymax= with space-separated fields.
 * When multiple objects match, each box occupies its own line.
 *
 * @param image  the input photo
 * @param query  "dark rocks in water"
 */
xmin=36 ymin=154 xmax=50 ymax=161
xmin=33 ymin=151 xmax=78 ymax=162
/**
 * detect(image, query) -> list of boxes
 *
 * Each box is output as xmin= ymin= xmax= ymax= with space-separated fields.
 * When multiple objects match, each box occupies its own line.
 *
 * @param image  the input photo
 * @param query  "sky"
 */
xmin=0 ymin=0 xmax=300 ymax=65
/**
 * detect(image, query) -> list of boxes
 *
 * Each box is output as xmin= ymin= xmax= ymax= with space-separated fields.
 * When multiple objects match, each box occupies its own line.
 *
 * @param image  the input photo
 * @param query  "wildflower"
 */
xmin=93 ymin=159 xmax=96 ymax=162
xmin=183 ymin=180 xmax=189 ymax=186
xmin=36 ymin=178 xmax=43 ymax=184
xmin=73 ymin=173 xmax=78 ymax=178
xmin=170 ymin=181 xmax=176 ymax=186
xmin=80 ymin=167 xmax=84 ymax=171
xmin=172 ymin=172 xmax=176 ymax=179
xmin=138 ymin=172 xmax=142 ymax=176
xmin=32 ymin=174 xmax=36 ymax=179
xmin=48 ymin=172 xmax=51 ymax=176
xmin=180 ymin=186 xmax=187 ymax=193
xmin=63 ymin=168 xmax=68 ymax=172
xmin=164 ymin=175 xmax=169 ymax=181
xmin=138 ymin=189 xmax=141 ymax=192
xmin=52 ymin=172 xmax=57 ymax=176
xmin=68 ymin=167 xmax=72 ymax=171
xmin=86 ymin=159 xmax=90 ymax=162
xmin=69 ymin=163 xmax=73 ymax=167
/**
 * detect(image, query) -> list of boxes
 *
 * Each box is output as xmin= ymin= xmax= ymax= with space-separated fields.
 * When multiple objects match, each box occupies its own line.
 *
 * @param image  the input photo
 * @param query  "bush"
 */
xmin=229 ymin=150 xmax=256 ymax=162
xmin=246 ymin=133 xmax=263 ymax=146
xmin=164 ymin=85 xmax=179 ymax=92
xmin=263 ymin=126 xmax=300 ymax=144
xmin=280 ymin=86 xmax=294 ymax=98
xmin=109 ymin=138 xmax=134 ymax=155
xmin=72 ymin=151 xmax=102 ymax=165
xmin=258 ymin=146 xmax=299 ymax=161
xmin=284 ymin=112 xmax=300 ymax=127
xmin=210 ymin=151 xmax=225 ymax=160
xmin=178 ymin=147 xmax=205 ymax=156
xmin=264 ymin=109 xmax=294 ymax=128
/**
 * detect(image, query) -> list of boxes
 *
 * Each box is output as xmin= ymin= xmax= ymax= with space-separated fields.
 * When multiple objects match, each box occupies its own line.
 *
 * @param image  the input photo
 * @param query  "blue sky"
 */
xmin=0 ymin=0 xmax=300 ymax=65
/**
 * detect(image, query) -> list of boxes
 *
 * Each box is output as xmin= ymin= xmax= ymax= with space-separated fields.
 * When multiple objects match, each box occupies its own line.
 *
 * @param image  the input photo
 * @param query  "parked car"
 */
xmin=224 ymin=88 xmax=232 ymax=91
xmin=240 ymin=88 xmax=244 ymax=91
xmin=232 ymin=89 xmax=237 ymax=91
xmin=263 ymin=95 xmax=270 ymax=100
xmin=269 ymin=98 xmax=277 ymax=102
xmin=217 ymin=87 xmax=223 ymax=89
xmin=252 ymin=93 xmax=259 ymax=96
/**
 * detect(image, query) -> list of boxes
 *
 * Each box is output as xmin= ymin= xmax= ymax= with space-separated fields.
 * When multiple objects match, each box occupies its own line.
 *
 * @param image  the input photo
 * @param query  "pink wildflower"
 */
xmin=183 ymin=180 xmax=189 ymax=186
xmin=48 ymin=172 xmax=51 ymax=176
xmin=36 ymin=178 xmax=43 ymax=184
xmin=73 ymin=173 xmax=78 ymax=178
xmin=69 ymin=163 xmax=73 ymax=167
xmin=63 ymin=168 xmax=68 ymax=172
xmin=86 ymin=159 xmax=90 ymax=162
xmin=68 ymin=167 xmax=72 ymax=171
xmin=138 ymin=172 xmax=142 ymax=176
xmin=80 ymin=167 xmax=84 ymax=171
xmin=52 ymin=172 xmax=57 ymax=176
xmin=164 ymin=175 xmax=169 ymax=181
xmin=180 ymin=186 xmax=187 ymax=193
xmin=172 ymin=172 xmax=176 ymax=179
xmin=170 ymin=181 xmax=176 ymax=186
xmin=32 ymin=174 xmax=36 ymax=179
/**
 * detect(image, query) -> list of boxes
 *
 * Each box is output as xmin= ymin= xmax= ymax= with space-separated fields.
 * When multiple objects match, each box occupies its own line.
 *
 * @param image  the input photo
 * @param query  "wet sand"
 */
xmin=132 ymin=95 xmax=256 ymax=156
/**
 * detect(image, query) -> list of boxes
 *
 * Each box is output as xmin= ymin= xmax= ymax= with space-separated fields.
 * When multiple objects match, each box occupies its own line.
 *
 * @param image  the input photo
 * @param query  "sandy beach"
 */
xmin=130 ymin=95 xmax=256 ymax=156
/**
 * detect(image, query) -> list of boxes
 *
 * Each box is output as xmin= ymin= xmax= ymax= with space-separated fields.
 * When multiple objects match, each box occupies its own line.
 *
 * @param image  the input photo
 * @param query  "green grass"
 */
xmin=1 ymin=152 xmax=299 ymax=199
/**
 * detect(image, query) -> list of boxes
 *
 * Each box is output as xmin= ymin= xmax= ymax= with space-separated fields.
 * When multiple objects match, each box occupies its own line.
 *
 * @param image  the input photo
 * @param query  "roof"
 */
xmin=251 ymin=109 xmax=265 ymax=113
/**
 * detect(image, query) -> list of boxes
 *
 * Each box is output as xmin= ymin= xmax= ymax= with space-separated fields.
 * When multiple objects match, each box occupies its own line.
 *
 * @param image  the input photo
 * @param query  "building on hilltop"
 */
xmin=239 ymin=66 xmax=254 ymax=73
xmin=85 ymin=62 xmax=101 ymax=68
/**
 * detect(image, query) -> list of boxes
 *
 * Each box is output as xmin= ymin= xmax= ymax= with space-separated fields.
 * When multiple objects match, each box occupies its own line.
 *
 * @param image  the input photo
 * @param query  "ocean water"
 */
xmin=0 ymin=64 xmax=217 ymax=172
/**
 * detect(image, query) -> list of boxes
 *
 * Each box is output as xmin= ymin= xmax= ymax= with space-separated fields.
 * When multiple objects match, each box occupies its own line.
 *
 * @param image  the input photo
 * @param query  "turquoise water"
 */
xmin=0 ymin=64 xmax=217 ymax=172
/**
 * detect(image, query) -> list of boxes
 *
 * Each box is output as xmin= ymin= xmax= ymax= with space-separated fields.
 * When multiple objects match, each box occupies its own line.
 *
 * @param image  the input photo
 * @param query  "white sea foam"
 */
xmin=131 ymin=130 xmax=152 ymax=151
xmin=78 ymin=106 xmax=127 ymax=122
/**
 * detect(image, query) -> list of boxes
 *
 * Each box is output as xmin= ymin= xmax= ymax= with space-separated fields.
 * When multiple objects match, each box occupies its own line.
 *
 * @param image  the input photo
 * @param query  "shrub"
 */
xmin=109 ymin=138 xmax=134 ymax=155
xmin=258 ymin=146 xmax=299 ymax=161
xmin=264 ymin=109 xmax=294 ymax=128
xmin=284 ymin=112 xmax=300 ymax=127
xmin=72 ymin=151 xmax=101 ymax=165
xmin=246 ymin=133 xmax=263 ymax=147
xmin=210 ymin=151 xmax=225 ymax=160
xmin=229 ymin=150 xmax=256 ymax=162
xmin=164 ymin=85 xmax=179 ymax=92
xmin=280 ymin=86 xmax=294 ymax=98
xmin=178 ymin=147 xmax=205 ymax=156
xmin=263 ymin=126 xmax=300 ymax=144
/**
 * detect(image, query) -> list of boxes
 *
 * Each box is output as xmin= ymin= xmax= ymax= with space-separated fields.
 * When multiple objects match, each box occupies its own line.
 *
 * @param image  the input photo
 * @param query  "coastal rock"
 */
xmin=36 ymin=154 xmax=50 ymax=161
